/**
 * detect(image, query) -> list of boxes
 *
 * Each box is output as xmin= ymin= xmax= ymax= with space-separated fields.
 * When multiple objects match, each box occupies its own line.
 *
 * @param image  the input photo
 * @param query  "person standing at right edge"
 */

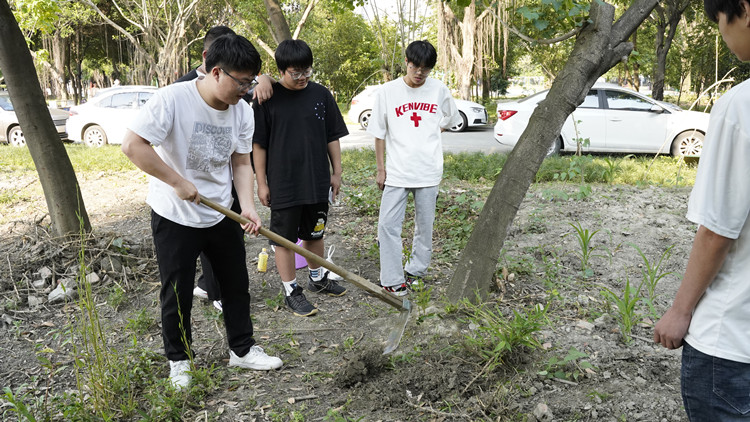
xmin=653 ymin=0 xmax=750 ymax=420
xmin=367 ymin=40 xmax=460 ymax=296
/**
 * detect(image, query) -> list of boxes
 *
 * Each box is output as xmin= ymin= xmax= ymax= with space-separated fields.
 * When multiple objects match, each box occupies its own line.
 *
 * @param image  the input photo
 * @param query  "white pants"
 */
xmin=378 ymin=185 xmax=438 ymax=287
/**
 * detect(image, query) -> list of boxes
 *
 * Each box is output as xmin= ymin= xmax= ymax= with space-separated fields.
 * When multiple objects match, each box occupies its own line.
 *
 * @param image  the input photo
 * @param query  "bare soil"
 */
xmin=0 ymin=169 xmax=691 ymax=421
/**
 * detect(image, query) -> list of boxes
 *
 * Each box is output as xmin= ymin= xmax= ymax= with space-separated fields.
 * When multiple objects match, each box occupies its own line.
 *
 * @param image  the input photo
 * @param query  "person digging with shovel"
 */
xmin=122 ymin=33 xmax=282 ymax=391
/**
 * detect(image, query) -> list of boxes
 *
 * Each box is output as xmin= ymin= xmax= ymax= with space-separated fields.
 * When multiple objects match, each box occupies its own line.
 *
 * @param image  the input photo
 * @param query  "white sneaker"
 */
xmin=193 ymin=286 xmax=208 ymax=300
xmin=212 ymin=300 xmax=223 ymax=312
xmin=229 ymin=345 xmax=282 ymax=370
xmin=169 ymin=360 xmax=191 ymax=391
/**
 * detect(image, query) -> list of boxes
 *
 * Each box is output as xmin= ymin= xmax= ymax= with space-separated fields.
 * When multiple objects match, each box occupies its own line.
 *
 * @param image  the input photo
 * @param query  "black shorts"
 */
xmin=269 ymin=202 xmax=329 ymax=244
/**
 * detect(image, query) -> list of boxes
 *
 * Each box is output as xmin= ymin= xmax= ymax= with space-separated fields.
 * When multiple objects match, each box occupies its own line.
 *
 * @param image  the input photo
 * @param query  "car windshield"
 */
xmin=0 ymin=96 xmax=13 ymax=111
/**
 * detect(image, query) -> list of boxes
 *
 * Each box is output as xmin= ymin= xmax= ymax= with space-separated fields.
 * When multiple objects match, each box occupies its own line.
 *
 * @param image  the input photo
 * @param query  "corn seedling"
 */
xmin=411 ymin=281 xmax=434 ymax=323
xmin=601 ymin=276 xmax=645 ymax=344
xmin=568 ymin=222 xmax=601 ymax=276
xmin=631 ymin=243 xmax=674 ymax=317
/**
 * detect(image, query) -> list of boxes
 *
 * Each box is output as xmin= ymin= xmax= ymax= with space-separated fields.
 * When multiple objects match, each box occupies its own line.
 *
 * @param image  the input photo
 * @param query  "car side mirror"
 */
xmin=650 ymin=104 xmax=665 ymax=114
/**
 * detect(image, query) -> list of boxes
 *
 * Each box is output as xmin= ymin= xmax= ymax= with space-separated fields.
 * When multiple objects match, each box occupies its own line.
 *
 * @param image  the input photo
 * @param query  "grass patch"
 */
xmin=0 ymin=144 xmax=137 ymax=172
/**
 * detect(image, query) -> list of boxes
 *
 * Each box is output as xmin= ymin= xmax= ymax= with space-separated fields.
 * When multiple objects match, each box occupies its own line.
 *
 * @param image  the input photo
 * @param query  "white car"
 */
xmin=493 ymin=83 xmax=710 ymax=156
xmin=347 ymin=85 xmax=488 ymax=132
xmin=67 ymin=85 xmax=157 ymax=146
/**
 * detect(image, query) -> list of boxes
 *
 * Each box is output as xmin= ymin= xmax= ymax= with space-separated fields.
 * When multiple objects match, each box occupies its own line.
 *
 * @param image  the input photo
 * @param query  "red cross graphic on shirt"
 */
xmin=410 ymin=112 xmax=422 ymax=127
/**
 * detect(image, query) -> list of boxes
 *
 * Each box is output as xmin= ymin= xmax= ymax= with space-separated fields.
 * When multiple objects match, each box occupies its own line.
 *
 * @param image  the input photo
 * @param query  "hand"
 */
xmin=240 ymin=208 xmax=262 ymax=235
xmin=257 ymin=184 xmax=271 ymax=207
xmin=653 ymin=306 xmax=692 ymax=350
xmin=330 ymin=173 xmax=341 ymax=203
xmin=175 ymin=179 xmax=199 ymax=203
xmin=253 ymin=75 xmax=274 ymax=104
xmin=376 ymin=169 xmax=386 ymax=191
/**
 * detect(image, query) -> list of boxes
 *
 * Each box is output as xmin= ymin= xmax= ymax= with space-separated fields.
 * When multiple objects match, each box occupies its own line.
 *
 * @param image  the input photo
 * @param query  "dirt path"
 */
xmin=0 ymin=171 xmax=691 ymax=421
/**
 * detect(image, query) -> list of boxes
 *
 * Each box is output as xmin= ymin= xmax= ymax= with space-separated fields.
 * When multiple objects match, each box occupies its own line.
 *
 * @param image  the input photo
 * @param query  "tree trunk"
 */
xmin=51 ymin=31 xmax=68 ymax=102
xmin=651 ymin=0 xmax=690 ymax=101
xmin=446 ymin=0 xmax=658 ymax=303
xmin=0 ymin=0 xmax=90 ymax=236
xmin=263 ymin=0 xmax=292 ymax=43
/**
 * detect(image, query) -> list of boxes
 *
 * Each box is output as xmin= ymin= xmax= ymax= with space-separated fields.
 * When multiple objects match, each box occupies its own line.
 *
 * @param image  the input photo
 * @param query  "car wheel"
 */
xmin=8 ymin=126 xmax=26 ymax=147
xmin=670 ymin=130 xmax=704 ymax=157
xmin=449 ymin=111 xmax=468 ymax=132
xmin=546 ymin=137 xmax=562 ymax=156
xmin=358 ymin=110 xmax=372 ymax=129
xmin=83 ymin=125 xmax=108 ymax=147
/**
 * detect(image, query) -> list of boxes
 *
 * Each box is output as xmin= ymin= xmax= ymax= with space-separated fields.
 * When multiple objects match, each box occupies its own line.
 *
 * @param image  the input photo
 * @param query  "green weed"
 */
xmin=538 ymin=346 xmax=595 ymax=381
xmin=460 ymin=298 xmax=548 ymax=371
xmin=631 ymin=243 xmax=674 ymax=316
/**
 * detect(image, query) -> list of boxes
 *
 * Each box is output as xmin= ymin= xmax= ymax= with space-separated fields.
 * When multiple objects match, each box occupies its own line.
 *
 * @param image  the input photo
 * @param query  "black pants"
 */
xmin=151 ymin=210 xmax=254 ymax=361
xmin=196 ymin=187 xmax=242 ymax=300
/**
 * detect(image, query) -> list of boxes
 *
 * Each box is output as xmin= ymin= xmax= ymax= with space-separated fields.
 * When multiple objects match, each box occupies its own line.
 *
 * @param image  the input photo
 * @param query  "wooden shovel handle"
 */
xmin=198 ymin=195 xmax=405 ymax=310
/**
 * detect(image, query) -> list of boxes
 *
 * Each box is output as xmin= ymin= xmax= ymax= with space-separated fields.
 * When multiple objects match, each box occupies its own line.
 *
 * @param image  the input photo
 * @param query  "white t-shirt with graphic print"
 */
xmin=367 ymin=77 xmax=460 ymax=188
xmin=129 ymin=79 xmax=254 ymax=228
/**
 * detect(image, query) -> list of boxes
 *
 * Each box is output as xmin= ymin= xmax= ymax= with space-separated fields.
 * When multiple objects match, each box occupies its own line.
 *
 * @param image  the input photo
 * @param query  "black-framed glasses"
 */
xmin=288 ymin=67 xmax=313 ymax=80
xmin=408 ymin=63 xmax=432 ymax=75
xmin=221 ymin=68 xmax=257 ymax=91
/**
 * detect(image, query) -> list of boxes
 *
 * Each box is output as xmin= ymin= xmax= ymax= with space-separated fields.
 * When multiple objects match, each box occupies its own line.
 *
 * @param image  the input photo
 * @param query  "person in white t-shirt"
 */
xmin=367 ymin=40 xmax=460 ymax=296
xmin=122 ymin=34 xmax=282 ymax=391
xmin=654 ymin=0 xmax=750 ymax=419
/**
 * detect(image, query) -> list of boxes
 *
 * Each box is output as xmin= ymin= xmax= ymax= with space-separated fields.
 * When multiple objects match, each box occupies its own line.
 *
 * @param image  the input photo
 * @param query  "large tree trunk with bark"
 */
xmin=446 ymin=0 xmax=659 ymax=303
xmin=0 ymin=0 xmax=90 ymax=236
xmin=263 ymin=0 xmax=292 ymax=43
xmin=651 ymin=0 xmax=690 ymax=100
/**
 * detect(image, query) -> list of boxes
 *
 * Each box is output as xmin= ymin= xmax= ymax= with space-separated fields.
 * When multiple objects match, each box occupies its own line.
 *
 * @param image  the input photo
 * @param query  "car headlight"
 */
xmin=471 ymin=107 xmax=484 ymax=113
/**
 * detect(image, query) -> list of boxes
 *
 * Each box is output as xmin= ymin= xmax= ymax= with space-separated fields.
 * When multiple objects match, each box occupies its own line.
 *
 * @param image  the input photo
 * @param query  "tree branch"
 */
xmin=488 ymin=8 xmax=582 ymax=44
xmin=292 ymin=0 xmax=318 ymax=40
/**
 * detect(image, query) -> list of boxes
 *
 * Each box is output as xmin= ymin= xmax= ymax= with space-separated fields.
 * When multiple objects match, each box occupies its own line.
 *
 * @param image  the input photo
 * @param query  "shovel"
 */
xmin=198 ymin=195 xmax=411 ymax=354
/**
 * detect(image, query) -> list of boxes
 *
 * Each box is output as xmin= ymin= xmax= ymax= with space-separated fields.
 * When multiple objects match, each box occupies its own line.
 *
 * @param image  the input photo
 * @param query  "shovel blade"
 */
xmin=383 ymin=299 xmax=412 ymax=354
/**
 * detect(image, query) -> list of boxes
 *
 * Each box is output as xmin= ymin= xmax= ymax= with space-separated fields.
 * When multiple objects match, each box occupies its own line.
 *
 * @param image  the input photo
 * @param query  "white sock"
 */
xmin=309 ymin=267 xmax=323 ymax=281
xmin=282 ymin=279 xmax=297 ymax=295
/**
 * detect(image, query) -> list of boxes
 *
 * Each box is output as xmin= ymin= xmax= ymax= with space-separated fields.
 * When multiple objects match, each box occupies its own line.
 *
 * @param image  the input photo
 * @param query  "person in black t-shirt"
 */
xmin=253 ymin=39 xmax=348 ymax=317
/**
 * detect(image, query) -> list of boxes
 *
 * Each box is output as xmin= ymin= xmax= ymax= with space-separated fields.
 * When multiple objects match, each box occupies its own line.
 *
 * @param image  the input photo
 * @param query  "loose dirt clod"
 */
xmin=335 ymin=346 xmax=388 ymax=387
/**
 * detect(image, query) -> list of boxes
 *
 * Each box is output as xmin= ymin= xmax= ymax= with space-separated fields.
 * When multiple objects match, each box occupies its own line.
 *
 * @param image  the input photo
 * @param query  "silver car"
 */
xmin=67 ymin=85 xmax=157 ymax=147
xmin=0 ymin=92 xmax=69 ymax=147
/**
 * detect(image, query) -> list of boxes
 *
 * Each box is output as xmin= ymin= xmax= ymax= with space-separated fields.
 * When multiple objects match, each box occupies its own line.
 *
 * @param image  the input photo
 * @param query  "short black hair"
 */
xmin=704 ymin=0 xmax=746 ymax=22
xmin=203 ymin=26 xmax=236 ymax=51
xmin=205 ymin=34 xmax=262 ymax=76
xmin=405 ymin=40 xmax=437 ymax=69
xmin=275 ymin=39 xmax=313 ymax=72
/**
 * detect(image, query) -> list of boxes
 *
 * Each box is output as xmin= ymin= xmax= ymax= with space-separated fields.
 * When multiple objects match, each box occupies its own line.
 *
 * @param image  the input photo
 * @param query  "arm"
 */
xmin=327 ymin=140 xmax=342 ymax=202
xmin=252 ymin=144 xmax=270 ymax=207
xmin=253 ymin=74 xmax=276 ymax=104
xmin=121 ymin=130 xmax=198 ymax=203
xmin=231 ymin=152 xmax=261 ymax=235
xmin=375 ymin=137 xmax=386 ymax=190
xmin=653 ymin=225 xmax=734 ymax=349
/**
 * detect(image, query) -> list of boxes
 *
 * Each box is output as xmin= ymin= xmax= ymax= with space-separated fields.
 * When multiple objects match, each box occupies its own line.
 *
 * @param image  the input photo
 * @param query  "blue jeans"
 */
xmin=682 ymin=341 xmax=750 ymax=421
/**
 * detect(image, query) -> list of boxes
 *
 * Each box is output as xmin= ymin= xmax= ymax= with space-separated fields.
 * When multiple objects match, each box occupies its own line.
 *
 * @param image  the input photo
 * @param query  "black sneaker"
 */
xmin=308 ymin=272 xmax=347 ymax=297
xmin=381 ymin=283 xmax=408 ymax=297
xmin=285 ymin=285 xmax=318 ymax=317
xmin=405 ymin=273 xmax=424 ymax=291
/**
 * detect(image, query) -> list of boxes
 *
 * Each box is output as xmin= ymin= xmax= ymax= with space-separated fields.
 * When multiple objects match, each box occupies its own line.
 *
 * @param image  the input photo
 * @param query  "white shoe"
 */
xmin=212 ymin=300 xmax=223 ymax=312
xmin=193 ymin=286 xmax=208 ymax=300
xmin=169 ymin=360 xmax=191 ymax=391
xmin=229 ymin=345 xmax=282 ymax=370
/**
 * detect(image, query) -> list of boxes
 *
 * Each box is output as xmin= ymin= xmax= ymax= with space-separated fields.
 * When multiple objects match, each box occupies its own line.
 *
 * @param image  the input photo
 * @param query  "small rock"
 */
xmin=48 ymin=278 xmax=77 ymax=303
xmin=86 ymin=273 xmax=101 ymax=284
xmin=635 ymin=376 xmax=647 ymax=386
xmin=576 ymin=320 xmax=595 ymax=331
xmin=32 ymin=279 xmax=46 ymax=289
xmin=533 ymin=402 xmax=553 ymax=421
xmin=28 ymin=295 xmax=43 ymax=308
xmin=38 ymin=266 xmax=52 ymax=280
